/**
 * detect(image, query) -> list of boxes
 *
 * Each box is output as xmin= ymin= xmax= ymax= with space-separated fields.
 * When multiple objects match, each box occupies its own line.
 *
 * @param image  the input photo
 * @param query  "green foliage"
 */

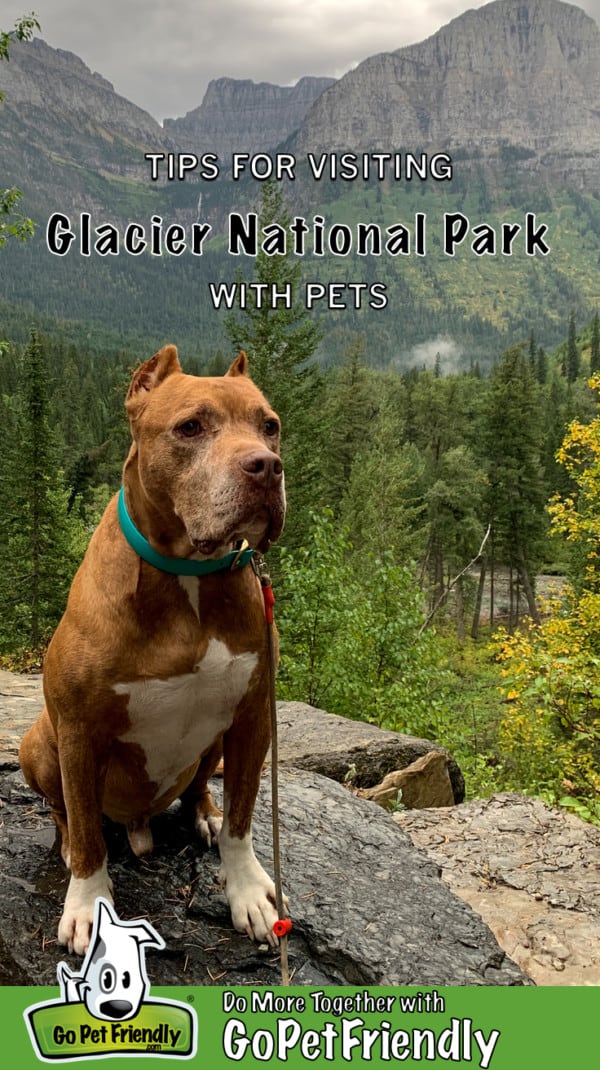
xmin=0 ymin=186 xmax=35 ymax=249
xmin=493 ymin=392 xmax=600 ymax=814
xmin=484 ymin=345 xmax=548 ymax=622
xmin=276 ymin=509 xmax=448 ymax=734
xmin=0 ymin=13 xmax=39 ymax=66
xmin=337 ymin=367 xmax=427 ymax=561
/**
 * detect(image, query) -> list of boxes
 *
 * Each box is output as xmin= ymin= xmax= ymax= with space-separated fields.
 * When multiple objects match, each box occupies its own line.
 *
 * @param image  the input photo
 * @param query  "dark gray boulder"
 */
xmin=0 ymin=765 xmax=527 ymax=987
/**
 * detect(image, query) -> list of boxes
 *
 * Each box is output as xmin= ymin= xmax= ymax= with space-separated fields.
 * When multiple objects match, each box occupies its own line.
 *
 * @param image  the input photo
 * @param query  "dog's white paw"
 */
xmin=58 ymin=862 xmax=113 ymax=955
xmin=219 ymin=855 xmax=284 ymax=945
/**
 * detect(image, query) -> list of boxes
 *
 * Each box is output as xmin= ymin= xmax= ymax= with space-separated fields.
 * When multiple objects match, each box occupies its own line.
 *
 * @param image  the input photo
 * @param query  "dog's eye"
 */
xmin=122 ymin=971 xmax=131 ymax=989
xmin=264 ymin=419 xmax=279 ymax=437
xmin=177 ymin=419 xmax=203 ymax=438
xmin=99 ymin=965 xmax=116 ymax=993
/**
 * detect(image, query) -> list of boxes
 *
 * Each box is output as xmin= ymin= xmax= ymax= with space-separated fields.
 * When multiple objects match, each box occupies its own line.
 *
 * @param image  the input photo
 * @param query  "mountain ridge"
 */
xmin=294 ymin=0 xmax=600 ymax=188
xmin=1 ymin=1 xmax=600 ymax=365
xmin=164 ymin=75 xmax=336 ymax=157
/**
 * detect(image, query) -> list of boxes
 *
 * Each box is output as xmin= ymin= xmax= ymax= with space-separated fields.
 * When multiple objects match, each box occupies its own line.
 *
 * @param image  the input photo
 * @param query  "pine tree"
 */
xmin=225 ymin=181 xmax=323 ymax=552
xmin=224 ymin=180 xmax=321 ymax=425
xmin=536 ymin=345 xmax=548 ymax=385
xmin=0 ymin=329 xmax=86 ymax=654
xmin=320 ymin=335 xmax=377 ymax=510
xmin=566 ymin=311 xmax=580 ymax=382
xmin=590 ymin=312 xmax=600 ymax=376
xmin=484 ymin=345 xmax=547 ymax=625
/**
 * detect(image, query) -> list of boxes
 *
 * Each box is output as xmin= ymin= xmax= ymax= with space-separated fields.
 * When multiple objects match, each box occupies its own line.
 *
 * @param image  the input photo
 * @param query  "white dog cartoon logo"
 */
xmin=57 ymin=897 xmax=165 ymax=1022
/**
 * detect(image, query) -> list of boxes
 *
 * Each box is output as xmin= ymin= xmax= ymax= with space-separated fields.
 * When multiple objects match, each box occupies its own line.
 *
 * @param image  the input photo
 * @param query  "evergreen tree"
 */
xmin=224 ymin=180 xmax=323 ymax=551
xmin=0 ymin=329 xmax=86 ymax=654
xmin=536 ymin=345 xmax=548 ymax=385
xmin=424 ymin=445 xmax=487 ymax=637
xmin=341 ymin=402 xmax=426 ymax=562
xmin=566 ymin=311 xmax=580 ymax=383
xmin=320 ymin=335 xmax=377 ymax=510
xmin=224 ymin=180 xmax=321 ymax=426
xmin=484 ymin=345 xmax=547 ymax=625
xmin=590 ymin=312 xmax=600 ymax=376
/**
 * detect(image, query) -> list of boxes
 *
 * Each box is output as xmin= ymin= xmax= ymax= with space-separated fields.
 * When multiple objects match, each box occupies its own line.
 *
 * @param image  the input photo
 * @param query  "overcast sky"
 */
xmin=4 ymin=0 xmax=600 ymax=122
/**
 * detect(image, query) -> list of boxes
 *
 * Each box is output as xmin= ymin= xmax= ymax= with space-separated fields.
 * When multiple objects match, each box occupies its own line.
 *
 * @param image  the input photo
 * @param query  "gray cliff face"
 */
xmin=164 ymin=75 xmax=336 ymax=156
xmin=0 ymin=37 xmax=170 ymax=173
xmin=295 ymin=0 xmax=600 ymax=176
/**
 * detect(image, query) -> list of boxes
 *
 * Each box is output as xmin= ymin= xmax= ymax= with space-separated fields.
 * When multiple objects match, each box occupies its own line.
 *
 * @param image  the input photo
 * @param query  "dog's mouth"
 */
xmin=190 ymin=505 xmax=283 ymax=558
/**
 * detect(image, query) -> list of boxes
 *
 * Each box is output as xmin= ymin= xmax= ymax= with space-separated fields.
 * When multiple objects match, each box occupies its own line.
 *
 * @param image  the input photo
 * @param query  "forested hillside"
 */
xmin=1 ymin=301 xmax=599 ymax=823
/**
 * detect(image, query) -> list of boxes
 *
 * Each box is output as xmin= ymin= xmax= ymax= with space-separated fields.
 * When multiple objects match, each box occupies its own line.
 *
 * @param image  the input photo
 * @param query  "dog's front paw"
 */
xmin=220 ymin=861 xmax=283 ymax=946
xmin=58 ymin=864 xmax=113 ymax=955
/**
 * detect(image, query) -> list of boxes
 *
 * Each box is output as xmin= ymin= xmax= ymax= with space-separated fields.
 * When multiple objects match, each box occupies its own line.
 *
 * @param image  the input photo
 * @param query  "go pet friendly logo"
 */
xmin=25 ymin=898 xmax=197 ymax=1061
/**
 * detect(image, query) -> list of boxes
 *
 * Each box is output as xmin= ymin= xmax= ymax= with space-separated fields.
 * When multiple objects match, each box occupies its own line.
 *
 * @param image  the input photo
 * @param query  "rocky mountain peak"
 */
xmin=294 ymin=0 xmax=600 ymax=184
xmin=0 ymin=36 xmax=167 ymax=152
xmin=163 ymin=74 xmax=336 ymax=156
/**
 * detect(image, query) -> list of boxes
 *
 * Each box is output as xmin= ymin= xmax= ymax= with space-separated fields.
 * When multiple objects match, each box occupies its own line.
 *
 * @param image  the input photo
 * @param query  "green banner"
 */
xmin=4 ymin=985 xmax=597 ymax=1068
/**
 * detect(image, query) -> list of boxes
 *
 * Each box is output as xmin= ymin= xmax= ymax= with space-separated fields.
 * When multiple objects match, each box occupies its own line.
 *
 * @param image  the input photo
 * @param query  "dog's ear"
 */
xmin=126 ymin=345 xmax=181 ymax=417
xmin=226 ymin=351 xmax=249 ymax=378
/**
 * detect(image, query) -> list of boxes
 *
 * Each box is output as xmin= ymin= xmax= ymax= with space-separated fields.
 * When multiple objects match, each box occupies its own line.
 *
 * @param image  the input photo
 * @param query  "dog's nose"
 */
xmin=240 ymin=450 xmax=283 ymax=485
xmin=100 ymin=1000 xmax=134 ymax=1019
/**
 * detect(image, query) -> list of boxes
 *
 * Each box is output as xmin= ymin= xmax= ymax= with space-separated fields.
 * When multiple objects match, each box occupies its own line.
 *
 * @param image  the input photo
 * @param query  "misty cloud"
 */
xmin=404 ymin=336 xmax=465 ymax=375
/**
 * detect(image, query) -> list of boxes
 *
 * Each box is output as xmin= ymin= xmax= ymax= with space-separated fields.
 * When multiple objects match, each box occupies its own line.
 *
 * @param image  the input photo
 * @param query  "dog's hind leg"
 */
xmin=126 ymin=815 xmax=153 ymax=858
xmin=181 ymin=738 xmax=223 ymax=847
xmin=19 ymin=707 xmax=71 ymax=866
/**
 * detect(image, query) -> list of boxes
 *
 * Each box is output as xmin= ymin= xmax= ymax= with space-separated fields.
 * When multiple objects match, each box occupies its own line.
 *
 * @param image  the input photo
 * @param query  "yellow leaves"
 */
xmin=489 ymin=396 xmax=600 ymax=811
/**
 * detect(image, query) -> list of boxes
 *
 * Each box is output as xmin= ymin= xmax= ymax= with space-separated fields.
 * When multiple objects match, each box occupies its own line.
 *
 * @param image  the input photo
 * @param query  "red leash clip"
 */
xmin=273 ymin=918 xmax=292 ymax=938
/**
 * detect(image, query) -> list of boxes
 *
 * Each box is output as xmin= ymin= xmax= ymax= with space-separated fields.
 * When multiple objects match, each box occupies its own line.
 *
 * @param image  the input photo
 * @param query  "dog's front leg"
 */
xmin=218 ymin=697 xmax=279 ymax=946
xmin=56 ymin=733 xmax=113 ymax=955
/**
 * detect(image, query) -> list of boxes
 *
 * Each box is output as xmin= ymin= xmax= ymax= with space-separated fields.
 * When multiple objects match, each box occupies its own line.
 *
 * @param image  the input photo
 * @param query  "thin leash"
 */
xmin=252 ymin=553 xmax=291 ymax=986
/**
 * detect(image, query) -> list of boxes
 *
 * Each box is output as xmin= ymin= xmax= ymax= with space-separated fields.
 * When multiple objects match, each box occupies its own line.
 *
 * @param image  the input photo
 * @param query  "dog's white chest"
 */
xmin=113 ymin=638 xmax=257 ymax=797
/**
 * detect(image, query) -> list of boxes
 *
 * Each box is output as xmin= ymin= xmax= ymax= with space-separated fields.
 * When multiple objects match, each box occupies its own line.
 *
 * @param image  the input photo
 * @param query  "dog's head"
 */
xmin=124 ymin=345 xmax=285 ymax=556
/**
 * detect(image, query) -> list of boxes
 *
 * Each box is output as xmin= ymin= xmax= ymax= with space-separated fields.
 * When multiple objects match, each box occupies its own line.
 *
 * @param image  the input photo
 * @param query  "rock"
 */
xmin=359 ymin=750 xmax=455 ymax=809
xmin=0 ymin=38 xmax=169 ymax=170
xmin=295 ymin=0 xmax=600 ymax=188
xmin=0 ymin=670 xmax=44 ymax=767
xmin=274 ymin=701 xmax=465 ymax=803
xmin=0 ymin=765 xmax=528 ymax=987
xmin=394 ymin=793 xmax=600 ymax=986
xmin=164 ymin=76 xmax=335 ymax=156
xmin=0 ymin=681 xmax=466 ymax=804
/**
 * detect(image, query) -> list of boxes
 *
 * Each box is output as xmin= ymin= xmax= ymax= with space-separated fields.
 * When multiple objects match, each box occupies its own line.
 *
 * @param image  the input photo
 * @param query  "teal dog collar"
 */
xmin=117 ymin=487 xmax=254 ymax=576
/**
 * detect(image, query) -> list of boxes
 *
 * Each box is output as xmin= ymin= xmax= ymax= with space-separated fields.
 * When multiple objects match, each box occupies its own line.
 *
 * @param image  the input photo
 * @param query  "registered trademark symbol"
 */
xmin=187 ymin=994 xmax=195 ymax=1003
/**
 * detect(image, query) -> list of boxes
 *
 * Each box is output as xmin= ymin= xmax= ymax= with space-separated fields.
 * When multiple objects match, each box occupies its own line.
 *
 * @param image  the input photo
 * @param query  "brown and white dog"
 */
xmin=19 ymin=345 xmax=286 ymax=955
